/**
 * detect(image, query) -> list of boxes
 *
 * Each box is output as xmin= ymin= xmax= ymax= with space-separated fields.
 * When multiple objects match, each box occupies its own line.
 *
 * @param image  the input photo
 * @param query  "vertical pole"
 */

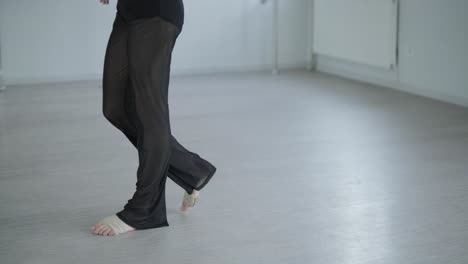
xmin=272 ymin=0 xmax=279 ymax=75
xmin=0 ymin=34 xmax=5 ymax=91
xmin=306 ymin=0 xmax=315 ymax=71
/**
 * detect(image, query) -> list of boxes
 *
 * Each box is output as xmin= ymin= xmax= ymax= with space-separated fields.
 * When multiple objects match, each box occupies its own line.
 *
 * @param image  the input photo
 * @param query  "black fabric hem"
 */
xmin=195 ymin=165 xmax=217 ymax=193
xmin=116 ymin=211 xmax=170 ymax=230
xmin=167 ymin=163 xmax=217 ymax=195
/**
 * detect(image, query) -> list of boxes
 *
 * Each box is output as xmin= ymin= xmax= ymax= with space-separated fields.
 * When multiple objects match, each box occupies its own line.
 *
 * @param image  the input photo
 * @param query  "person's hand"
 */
xmin=99 ymin=0 xmax=109 ymax=5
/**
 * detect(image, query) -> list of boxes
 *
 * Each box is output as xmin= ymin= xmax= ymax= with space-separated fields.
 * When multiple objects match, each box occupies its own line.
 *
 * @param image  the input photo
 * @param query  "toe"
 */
xmin=94 ymin=224 xmax=106 ymax=235
xmin=102 ymin=227 xmax=112 ymax=236
xmin=99 ymin=226 xmax=109 ymax=235
xmin=91 ymin=223 xmax=100 ymax=231
xmin=105 ymin=226 xmax=115 ymax=236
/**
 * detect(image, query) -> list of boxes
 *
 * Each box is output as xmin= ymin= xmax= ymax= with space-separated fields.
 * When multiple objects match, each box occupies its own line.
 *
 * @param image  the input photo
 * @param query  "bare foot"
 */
xmin=91 ymin=215 xmax=135 ymax=236
xmin=180 ymin=189 xmax=200 ymax=212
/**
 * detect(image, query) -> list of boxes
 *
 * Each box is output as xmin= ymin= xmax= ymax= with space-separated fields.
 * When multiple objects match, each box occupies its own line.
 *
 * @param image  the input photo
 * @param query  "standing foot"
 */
xmin=91 ymin=215 xmax=136 ymax=236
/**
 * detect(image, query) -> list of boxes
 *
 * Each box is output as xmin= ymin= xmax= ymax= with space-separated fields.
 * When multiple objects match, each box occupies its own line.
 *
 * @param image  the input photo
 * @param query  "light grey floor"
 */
xmin=1 ymin=69 xmax=468 ymax=264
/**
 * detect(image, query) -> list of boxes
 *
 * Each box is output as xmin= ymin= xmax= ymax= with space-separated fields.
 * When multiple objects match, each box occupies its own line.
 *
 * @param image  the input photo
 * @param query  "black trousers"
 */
xmin=102 ymin=13 xmax=217 ymax=230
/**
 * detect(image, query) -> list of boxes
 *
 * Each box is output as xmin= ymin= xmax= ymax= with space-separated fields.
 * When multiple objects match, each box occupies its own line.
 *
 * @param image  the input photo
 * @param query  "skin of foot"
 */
xmin=92 ymin=189 xmax=200 ymax=235
xmin=180 ymin=189 xmax=200 ymax=212
xmin=91 ymin=215 xmax=136 ymax=236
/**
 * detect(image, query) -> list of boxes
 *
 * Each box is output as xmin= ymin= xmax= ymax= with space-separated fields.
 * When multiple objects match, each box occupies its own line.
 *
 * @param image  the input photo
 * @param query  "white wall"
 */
xmin=314 ymin=0 xmax=398 ymax=69
xmin=0 ymin=34 xmax=4 ymax=89
xmin=314 ymin=0 xmax=468 ymax=107
xmin=0 ymin=1 xmax=104 ymax=84
xmin=0 ymin=0 xmax=309 ymax=85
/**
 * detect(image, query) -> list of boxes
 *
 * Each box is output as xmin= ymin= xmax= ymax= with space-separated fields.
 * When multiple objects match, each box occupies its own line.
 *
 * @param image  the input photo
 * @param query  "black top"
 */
xmin=117 ymin=0 xmax=184 ymax=29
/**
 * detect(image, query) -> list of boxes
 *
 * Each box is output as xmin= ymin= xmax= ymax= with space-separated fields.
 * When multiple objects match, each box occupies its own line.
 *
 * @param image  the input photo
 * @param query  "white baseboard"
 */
xmin=315 ymin=55 xmax=468 ymax=108
xmin=171 ymin=62 xmax=307 ymax=76
xmin=4 ymin=73 xmax=102 ymax=86
xmin=4 ymin=62 xmax=308 ymax=86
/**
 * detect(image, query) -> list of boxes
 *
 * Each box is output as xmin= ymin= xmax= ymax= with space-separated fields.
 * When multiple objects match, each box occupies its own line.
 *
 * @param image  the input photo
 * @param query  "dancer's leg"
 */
xmin=114 ymin=16 xmax=180 ymax=230
xmin=93 ymin=13 xmax=136 ymax=236
xmin=102 ymin=13 xmax=138 ymax=145
xmin=102 ymin=16 xmax=216 ymax=197
xmin=166 ymin=135 xmax=217 ymax=195
xmin=125 ymin=76 xmax=216 ymax=196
